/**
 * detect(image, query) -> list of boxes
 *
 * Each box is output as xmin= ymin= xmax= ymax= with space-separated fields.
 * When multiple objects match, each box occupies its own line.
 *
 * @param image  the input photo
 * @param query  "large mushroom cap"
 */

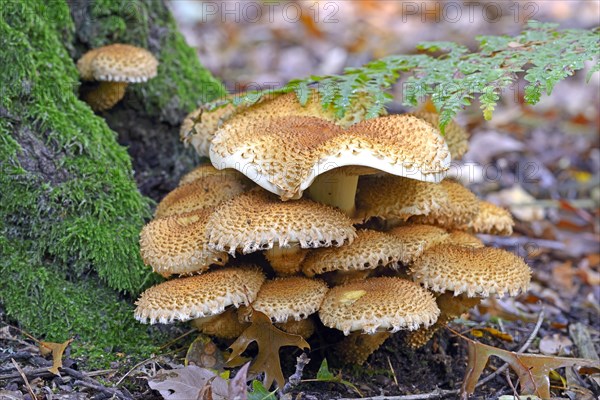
xmin=210 ymin=113 xmax=450 ymax=200
xmin=77 ymin=43 xmax=158 ymax=82
xmin=301 ymin=229 xmax=412 ymax=277
xmin=319 ymin=277 xmax=440 ymax=335
xmin=410 ymin=112 xmax=469 ymax=160
xmin=134 ymin=267 xmax=265 ymax=324
xmin=206 ymin=190 xmax=356 ymax=254
xmin=250 ymin=277 xmax=329 ymax=323
xmin=155 ymin=174 xmax=246 ymax=218
xmin=410 ymin=244 xmax=531 ymax=297
xmin=140 ymin=209 xmax=228 ymax=277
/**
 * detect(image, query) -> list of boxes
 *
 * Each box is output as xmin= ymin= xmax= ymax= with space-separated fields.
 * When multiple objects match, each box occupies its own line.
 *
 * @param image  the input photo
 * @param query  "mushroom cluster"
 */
xmin=134 ymin=92 xmax=531 ymax=380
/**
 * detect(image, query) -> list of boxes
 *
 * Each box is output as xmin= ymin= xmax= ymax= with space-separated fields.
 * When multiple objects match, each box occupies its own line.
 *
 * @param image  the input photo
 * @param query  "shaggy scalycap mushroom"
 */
xmin=410 ymin=112 xmax=469 ymax=160
xmin=251 ymin=277 xmax=329 ymax=323
xmin=387 ymin=224 xmax=450 ymax=263
xmin=319 ymin=277 xmax=440 ymax=335
xmin=355 ymin=176 xmax=455 ymax=224
xmin=178 ymin=164 xmax=247 ymax=187
xmin=210 ymin=114 xmax=450 ymax=202
xmin=410 ymin=244 xmax=531 ymax=297
xmin=301 ymin=229 xmax=413 ymax=277
xmin=139 ymin=209 xmax=228 ymax=277
xmin=77 ymin=44 xmax=158 ymax=111
xmin=180 ymin=103 xmax=237 ymax=158
xmin=134 ymin=267 xmax=265 ymax=324
xmin=192 ymin=308 xmax=249 ymax=339
xmin=466 ymin=201 xmax=514 ymax=235
xmin=408 ymin=180 xmax=480 ymax=229
xmin=206 ymin=190 xmax=356 ymax=254
xmin=155 ymin=174 xmax=246 ymax=218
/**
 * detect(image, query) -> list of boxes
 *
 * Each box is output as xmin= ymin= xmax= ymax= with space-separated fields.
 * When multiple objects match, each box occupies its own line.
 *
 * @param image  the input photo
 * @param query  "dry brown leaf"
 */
xmin=148 ymin=365 xmax=229 ymax=400
xmin=459 ymin=333 xmax=600 ymax=399
xmin=39 ymin=338 xmax=74 ymax=375
xmin=226 ymin=311 xmax=310 ymax=390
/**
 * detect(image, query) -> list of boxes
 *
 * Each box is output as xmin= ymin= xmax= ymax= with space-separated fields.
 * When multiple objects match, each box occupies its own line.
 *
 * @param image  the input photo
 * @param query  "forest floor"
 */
xmin=2 ymin=2 xmax=599 ymax=399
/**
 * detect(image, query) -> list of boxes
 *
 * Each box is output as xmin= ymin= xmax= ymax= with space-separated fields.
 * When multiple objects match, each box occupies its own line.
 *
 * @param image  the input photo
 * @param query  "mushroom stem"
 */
xmin=307 ymin=170 xmax=358 ymax=216
xmin=83 ymin=81 xmax=128 ymax=111
xmin=335 ymin=331 xmax=391 ymax=365
xmin=264 ymin=245 xmax=306 ymax=276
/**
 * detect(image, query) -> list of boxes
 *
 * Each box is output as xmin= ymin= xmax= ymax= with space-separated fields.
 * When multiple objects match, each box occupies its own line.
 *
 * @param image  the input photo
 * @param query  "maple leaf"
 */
xmin=39 ymin=338 xmax=74 ymax=375
xmin=459 ymin=333 xmax=600 ymax=399
xmin=226 ymin=311 xmax=310 ymax=390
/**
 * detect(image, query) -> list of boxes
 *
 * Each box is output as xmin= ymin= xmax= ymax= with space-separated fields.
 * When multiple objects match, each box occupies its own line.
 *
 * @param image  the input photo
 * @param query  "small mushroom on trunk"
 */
xmin=77 ymin=44 xmax=158 ymax=111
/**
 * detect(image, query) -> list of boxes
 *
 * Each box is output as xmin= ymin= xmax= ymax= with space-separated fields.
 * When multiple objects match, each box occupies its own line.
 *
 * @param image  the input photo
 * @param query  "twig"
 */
xmin=505 ymin=368 xmax=519 ymax=398
xmin=0 ymin=367 xmax=115 ymax=382
xmin=387 ymin=355 xmax=399 ymax=387
xmin=282 ymin=353 xmax=310 ymax=393
xmin=11 ymin=359 xmax=37 ymax=400
xmin=73 ymin=380 xmax=132 ymax=400
xmin=115 ymin=354 xmax=159 ymax=387
xmin=338 ymin=388 xmax=456 ymax=400
xmin=338 ymin=307 xmax=546 ymax=400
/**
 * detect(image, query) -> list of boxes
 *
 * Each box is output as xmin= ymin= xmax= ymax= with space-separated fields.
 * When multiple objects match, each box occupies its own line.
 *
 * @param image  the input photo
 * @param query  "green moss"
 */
xmin=0 ymin=0 xmax=224 ymax=363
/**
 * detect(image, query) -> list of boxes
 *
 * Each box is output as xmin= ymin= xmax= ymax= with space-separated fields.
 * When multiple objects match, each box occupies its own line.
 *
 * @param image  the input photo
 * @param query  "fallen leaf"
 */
xmin=247 ymin=380 xmax=277 ymax=400
xmin=228 ymin=362 xmax=250 ymax=400
xmin=39 ymin=338 xmax=74 ymax=375
xmin=148 ymin=366 xmax=229 ymax=400
xmin=226 ymin=311 xmax=309 ymax=390
xmin=459 ymin=333 xmax=600 ymax=399
xmin=539 ymin=334 xmax=573 ymax=356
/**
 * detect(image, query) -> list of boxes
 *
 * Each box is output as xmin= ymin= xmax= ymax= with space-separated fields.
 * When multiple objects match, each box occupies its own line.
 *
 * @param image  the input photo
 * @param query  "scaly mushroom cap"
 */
xmin=355 ymin=176 xmax=453 ymax=224
xmin=445 ymin=231 xmax=484 ymax=248
xmin=467 ymin=201 xmax=514 ymax=235
xmin=410 ymin=244 xmax=531 ymax=297
xmin=192 ymin=308 xmax=250 ymax=339
xmin=319 ymin=277 xmax=440 ymax=335
xmin=250 ymin=277 xmax=328 ymax=323
xmin=140 ymin=209 xmax=228 ymax=277
xmin=77 ymin=44 xmax=158 ymax=82
xmin=408 ymin=180 xmax=480 ymax=229
xmin=206 ymin=190 xmax=356 ymax=254
xmin=221 ymin=91 xmax=380 ymax=129
xmin=155 ymin=175 xmax=246 ymax=218
xmin=210 ymin=114 xmax=450 ymax=200
xmin=134 ymin=267 xmax=265 ymax=324
xmin=410 ymin=112 xmax=469 ymax=160
xmin=178 ymin=164 xmax=247 ymax=187
xmin=181 ymin=103 xmax=237 ymax=157
xmin=302 ymin=229 xmax=412 ymax=277
xmin=387 ymin=225 xmax=450 ymax=263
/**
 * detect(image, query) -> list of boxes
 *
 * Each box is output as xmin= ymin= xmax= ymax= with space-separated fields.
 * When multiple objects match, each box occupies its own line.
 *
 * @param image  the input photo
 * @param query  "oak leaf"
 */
xmin=459 ymin=334 xmax=600 ymax=399
xmin=39 ymin=338 xmax=74 ymax=375
xmin=226 ymin=311 xmax=310 ymax=390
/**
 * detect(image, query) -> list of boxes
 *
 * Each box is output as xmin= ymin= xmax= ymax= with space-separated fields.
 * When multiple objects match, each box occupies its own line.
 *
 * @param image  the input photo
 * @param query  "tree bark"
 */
xmin=0 ymin=0 xmax=224 ymax=360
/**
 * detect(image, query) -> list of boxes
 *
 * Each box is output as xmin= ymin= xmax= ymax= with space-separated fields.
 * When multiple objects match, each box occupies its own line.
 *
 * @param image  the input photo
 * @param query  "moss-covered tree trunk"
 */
xmin=0 ymin=0 xmax=224 ymax=361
